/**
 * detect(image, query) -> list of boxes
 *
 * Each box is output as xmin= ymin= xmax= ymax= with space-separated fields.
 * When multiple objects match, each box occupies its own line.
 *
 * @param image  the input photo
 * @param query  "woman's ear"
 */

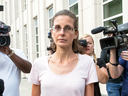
xmin=51 ymin=30 xmax=53 ymax=34
xmin=74 ymin=31 xmax=79 ymax=39
xmin=51 ymin=30 xmax=54 ymax=39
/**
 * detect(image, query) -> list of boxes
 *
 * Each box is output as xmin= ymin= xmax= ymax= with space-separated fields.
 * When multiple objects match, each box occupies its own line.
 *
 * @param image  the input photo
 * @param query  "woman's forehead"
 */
xmin=83 ymin=37 xmax=92 ymax=40
xmin=54 ymin=16 xmax=74 ymax=25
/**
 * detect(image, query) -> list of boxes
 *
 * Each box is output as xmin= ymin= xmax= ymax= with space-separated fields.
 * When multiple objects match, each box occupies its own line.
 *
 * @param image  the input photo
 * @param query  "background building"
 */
xmin=0 ymin=0 xmax=128 ymax=95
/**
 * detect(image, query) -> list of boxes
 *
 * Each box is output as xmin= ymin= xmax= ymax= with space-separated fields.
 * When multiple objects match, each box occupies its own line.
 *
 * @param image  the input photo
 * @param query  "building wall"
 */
xmin=0 ymin=0 xmax=128 ymax=95
xmin=0 ymin=0 xmax=103 ymax=62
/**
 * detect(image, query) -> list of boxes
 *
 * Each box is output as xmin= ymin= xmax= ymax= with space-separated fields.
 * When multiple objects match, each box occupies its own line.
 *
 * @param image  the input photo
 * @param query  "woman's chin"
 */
xmin=57 ymin=44 xmax=69 ymax=48
xmin=85 ymin=52 xmax=91 ymax=56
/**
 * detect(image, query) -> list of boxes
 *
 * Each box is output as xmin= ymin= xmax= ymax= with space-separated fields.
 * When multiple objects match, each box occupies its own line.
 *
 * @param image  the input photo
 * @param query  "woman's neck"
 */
xmin=52 ymin=48 xmax=76 ymax=63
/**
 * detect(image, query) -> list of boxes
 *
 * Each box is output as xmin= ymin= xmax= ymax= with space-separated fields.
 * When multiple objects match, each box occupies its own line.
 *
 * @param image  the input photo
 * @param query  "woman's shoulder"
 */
xmin=32 ymin=56 xmax=49 ymax=71
xmin=78 ymin=53 xmax=93 ymax=59
xmin=78 ymin=53 xmax=94 ymax=63
xmin=33 ymin=56 xmax=48 ymax=65
xmin=35 ymin=56 xmax=48 ymax=61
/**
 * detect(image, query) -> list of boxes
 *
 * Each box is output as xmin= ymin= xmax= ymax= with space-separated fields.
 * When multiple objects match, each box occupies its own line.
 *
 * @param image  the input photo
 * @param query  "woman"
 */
xmin=29 ymin=10 xmax=98 ymax=96
xmin=80 ymin=34 xmax=109 ymax=96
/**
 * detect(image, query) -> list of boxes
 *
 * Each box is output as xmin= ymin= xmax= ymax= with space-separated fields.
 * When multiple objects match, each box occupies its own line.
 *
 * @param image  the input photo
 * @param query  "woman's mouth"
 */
xmin=58 ymin=39 xmax=66 ymax=41
xmin=86 ymin=49 xmax=90 ymax=51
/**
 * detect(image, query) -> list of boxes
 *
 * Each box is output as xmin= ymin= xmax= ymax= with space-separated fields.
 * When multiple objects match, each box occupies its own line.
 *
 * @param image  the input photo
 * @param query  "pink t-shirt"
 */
xmin=28 ymin=54 xmax=98 ymax=96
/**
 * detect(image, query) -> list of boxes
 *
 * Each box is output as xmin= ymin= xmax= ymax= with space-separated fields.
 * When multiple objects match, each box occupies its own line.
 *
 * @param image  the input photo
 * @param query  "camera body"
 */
xmin=79 ymin=39 xmax=87 ymax=47
xmin=0 ymin=24 xmax=11 ymax=46
xmin=92 ymin=20 xmax=128 ymax=50
xmin=100 ymin=34 xmax=128 ymax=50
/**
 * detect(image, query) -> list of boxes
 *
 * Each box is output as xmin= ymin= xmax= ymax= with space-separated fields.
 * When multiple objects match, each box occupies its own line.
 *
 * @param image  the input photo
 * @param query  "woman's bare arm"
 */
xmin=95 ymin=65 xmax=109 ymax=84
xmin=31 ymin=84 xmax=40 ymax=96
xmin=85 ymin=83 xmax=94 ymax=96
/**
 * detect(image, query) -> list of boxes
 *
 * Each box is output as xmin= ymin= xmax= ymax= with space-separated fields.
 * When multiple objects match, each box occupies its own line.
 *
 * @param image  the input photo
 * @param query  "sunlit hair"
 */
xmin=80 ymin=34 xmax=97 ymax=63
xmin=51 ymin=9 xmax=79 ymax=52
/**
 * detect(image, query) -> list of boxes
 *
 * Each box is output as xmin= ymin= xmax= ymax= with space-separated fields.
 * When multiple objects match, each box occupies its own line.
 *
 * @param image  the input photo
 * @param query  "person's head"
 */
xmin=47 ymin=42 xmax=54 ymax=55
xmin=80 ymin=34 xmax=94 ymax=56
xmin=51 ymin=9 xmax=79 ymax=52
xmin=80 ymin=34 xmax=97 ymax=63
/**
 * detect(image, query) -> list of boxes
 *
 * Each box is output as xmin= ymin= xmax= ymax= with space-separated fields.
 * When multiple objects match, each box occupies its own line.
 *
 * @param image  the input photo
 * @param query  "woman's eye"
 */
xmin=65 ymin=27 xmax=71 ymax=31
xmin=67 ymin=27 xmax=71 ymax=30
xmin=55 ymin=26 xmax=61 ymax=30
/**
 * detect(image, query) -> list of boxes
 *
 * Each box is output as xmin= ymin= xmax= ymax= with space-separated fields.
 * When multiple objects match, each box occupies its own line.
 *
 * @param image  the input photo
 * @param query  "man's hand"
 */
xmin=121 ymin=50 xmax=128 ymax=61
xmin=106 ymin=62 xmax=110 ymax=68
xmin=0 ymin=46 xmax=12 ymax=55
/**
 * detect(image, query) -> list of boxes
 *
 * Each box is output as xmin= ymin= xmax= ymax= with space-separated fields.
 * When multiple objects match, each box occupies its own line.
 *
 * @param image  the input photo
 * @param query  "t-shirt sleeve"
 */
xmin=14 ymin=49 xmax=29 ymax=61
xmin=119 ymin=56 xmax=126 ymax=68
xmin=97 ymin=58 xmax=106 ymax=68
xmin=86 ymin=59 xmax=98 ymax=85
xmin=28 ymin=59 xmax=40 ymax=85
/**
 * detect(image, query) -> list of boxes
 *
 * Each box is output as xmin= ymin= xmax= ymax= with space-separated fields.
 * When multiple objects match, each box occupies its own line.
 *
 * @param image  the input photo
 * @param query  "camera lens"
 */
xmin=0 ymin=36 xmax=7 ymax=46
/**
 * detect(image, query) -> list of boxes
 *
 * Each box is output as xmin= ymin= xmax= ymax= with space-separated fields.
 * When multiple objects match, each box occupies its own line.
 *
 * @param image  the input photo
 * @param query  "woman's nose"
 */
xmin=59 ymin=28 xmax=65 ymax=34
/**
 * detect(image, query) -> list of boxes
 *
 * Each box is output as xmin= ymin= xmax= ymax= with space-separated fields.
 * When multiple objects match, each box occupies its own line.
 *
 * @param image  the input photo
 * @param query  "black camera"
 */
xmin=0 ymin=5 xmax=4 ymax=11
xmin=91 ymin=20 xmax=128 ymax=50
xmin=47 ymin=47 xmax=53 ymax=51
xmin=0 ymin=24 xmax=11 ymax=46
xmin=79 ymin=39 xmax=88 ymax=47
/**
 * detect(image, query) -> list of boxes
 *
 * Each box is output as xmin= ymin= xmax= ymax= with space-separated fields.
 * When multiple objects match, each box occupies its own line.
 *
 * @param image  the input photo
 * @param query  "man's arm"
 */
xmin=109 ymin=49 xmax=124 ymax=79
xmin=10 ymin=52 xmax=32 ymax=73
xmin=0 ymin=46 xmax=32 ymax=73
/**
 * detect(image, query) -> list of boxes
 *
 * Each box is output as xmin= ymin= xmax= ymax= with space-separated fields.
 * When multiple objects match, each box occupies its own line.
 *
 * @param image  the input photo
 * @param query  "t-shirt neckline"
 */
xmin=46 ymin=53 xmax=80 ymax=77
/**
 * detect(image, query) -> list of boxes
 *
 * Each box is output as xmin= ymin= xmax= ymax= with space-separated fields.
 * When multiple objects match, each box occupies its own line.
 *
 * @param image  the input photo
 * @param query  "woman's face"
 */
xmin=82 ymin=37 xmax=94 ymax=56
xmin=51 ymin=15 xmax=78 ymax=49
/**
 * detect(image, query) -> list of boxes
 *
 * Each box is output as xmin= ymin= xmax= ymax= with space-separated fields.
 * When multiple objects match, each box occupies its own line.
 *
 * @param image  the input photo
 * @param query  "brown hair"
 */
xmin=80 ymin=34 xmax=97 ymax=63
xmin=51 ymin=9 xmax=79 ymax=52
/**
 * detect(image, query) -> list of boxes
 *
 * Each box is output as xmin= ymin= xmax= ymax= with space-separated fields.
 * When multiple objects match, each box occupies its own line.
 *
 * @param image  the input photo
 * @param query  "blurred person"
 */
xmin=47 ymin=41 xmax=54 ymax=56
xmin=80 ymin=34 xmax=109 ymax=96
xmin=0 ymin=21 xmax=32 ymax=96
xmin=29 ymin=9 xmax=98 ymax=96
xmin=47 ymin=46 xmax=54 ymax=55
xmin=100 ymin=33 xmax=125 ymax=96
xmin=47 ymin=31 xmax=55 ymax=55
xmin=109 ymin=48 xmax=128 ymax=96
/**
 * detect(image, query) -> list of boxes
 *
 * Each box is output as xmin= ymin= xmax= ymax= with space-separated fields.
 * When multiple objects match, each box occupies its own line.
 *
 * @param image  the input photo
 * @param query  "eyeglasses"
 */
xmin=52 ymin=25 xmax=75 ymax=33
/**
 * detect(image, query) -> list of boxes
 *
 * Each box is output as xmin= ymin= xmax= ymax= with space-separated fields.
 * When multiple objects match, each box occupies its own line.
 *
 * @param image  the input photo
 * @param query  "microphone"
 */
xmin=91 ymin=26 xmax=105 ymax=34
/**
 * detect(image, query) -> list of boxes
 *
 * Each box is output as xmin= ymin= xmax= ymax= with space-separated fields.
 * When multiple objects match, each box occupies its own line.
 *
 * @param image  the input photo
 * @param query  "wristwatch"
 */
xmin=8 ymin=50 xmax=14 ymax=58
